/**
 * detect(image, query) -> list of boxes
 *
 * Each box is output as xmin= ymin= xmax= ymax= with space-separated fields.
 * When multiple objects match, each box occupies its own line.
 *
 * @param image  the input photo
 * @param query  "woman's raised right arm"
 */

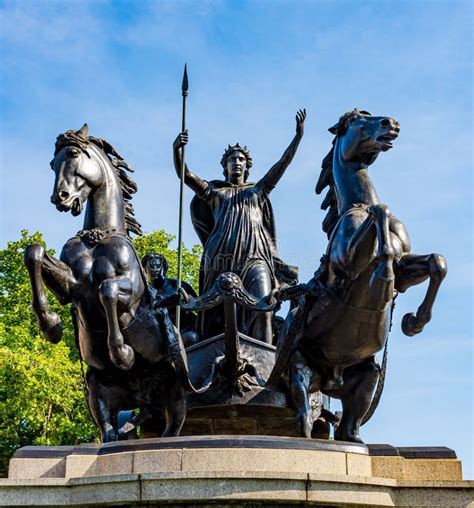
xmin=173 ymin=130 xmax=208 ymax=196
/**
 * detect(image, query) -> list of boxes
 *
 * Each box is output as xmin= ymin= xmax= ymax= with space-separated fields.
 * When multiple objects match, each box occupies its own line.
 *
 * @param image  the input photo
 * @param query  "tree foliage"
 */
xmin=0 ymin=229 xmax=201 ymax=476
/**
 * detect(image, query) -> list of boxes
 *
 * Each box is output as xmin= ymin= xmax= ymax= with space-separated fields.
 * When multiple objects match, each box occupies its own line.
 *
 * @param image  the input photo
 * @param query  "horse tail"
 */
xmin=266 ymin=302 xmax=306 ymax=388
xmin=265 ymin=330 xmax=293 ymax=388
xmin=162 ymin=308 xmax=211 ymax=394
xmin=361 ymin=336 xmax=388 ymax=426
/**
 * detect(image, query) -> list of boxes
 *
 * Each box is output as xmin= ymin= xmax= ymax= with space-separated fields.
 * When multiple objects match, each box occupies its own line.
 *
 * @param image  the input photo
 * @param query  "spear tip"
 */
xmin=182 ymin=63 xmax=189 ymax=93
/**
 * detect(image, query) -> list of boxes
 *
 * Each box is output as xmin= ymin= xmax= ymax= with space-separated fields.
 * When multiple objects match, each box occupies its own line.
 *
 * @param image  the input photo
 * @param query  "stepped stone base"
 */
xmin=1 ymin=436 xmax=472 ymax=507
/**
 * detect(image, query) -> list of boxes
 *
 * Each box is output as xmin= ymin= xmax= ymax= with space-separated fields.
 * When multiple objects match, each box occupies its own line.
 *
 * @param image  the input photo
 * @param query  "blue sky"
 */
xmin=1 ymin=0 xmax=472 ymax=477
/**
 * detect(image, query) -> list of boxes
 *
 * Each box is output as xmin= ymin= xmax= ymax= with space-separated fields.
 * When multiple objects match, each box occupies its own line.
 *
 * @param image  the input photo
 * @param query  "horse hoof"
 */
xmin=297 ymin=414 xmax=313 ymax=439
xmin=102 ymin=429 xmax=118 ymax=442
xmin=40 ymin=312 xmax=63 ymax=343
xmin=110 ymin=344 xmax=135 ymax=370
xmin=334 ymin=429 xmax=364 ymax=443
xmin=401 ymin=313 xmax=423 ymax=337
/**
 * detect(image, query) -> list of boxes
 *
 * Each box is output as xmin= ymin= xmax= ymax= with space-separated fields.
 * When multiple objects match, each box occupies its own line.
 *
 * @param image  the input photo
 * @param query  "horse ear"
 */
xmin=77 ymin=124 xmax=89 ymax=138
xmin=328 ymin=123 xmax=339 ymax=135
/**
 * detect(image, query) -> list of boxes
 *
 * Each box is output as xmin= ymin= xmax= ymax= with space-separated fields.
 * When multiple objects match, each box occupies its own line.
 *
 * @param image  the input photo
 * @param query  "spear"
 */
xmin=176 ymin=63 xmax=188 ymax=330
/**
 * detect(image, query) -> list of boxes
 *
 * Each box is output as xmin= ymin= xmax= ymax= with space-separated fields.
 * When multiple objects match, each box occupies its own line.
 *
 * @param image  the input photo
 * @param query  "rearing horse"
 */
xmin=268 ymin=109 xmax=447 ymax=443
xmin=24 ymin=124 xmax=195 ymax=441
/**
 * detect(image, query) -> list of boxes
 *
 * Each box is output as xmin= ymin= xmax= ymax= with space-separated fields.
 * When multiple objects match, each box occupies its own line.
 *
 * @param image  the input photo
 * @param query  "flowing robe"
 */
xmin=191 ymin=179 xmax=297 ymax=340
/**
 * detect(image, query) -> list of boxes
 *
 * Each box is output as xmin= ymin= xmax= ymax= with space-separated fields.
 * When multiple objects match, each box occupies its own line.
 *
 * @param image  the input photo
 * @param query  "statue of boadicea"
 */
xmin=173 ymin=110 xmax=306 ymax=343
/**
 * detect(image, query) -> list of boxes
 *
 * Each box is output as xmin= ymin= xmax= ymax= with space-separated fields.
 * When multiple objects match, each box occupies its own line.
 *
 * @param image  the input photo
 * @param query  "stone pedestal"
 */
xmin=1 ymin=436 xmax=472 ymax=507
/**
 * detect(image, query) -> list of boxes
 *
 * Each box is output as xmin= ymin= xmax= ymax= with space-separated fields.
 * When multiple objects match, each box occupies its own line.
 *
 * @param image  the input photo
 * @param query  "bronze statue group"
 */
xmin=25 ymin=106 xmax=446 ymax=444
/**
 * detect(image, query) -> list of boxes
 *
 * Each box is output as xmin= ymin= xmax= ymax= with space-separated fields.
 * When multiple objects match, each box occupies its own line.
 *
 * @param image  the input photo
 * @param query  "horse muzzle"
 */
xmin=51 ymin=193 xmax=83 ymax=215
xmin=376 ymin=119 xmax=400 ymax=151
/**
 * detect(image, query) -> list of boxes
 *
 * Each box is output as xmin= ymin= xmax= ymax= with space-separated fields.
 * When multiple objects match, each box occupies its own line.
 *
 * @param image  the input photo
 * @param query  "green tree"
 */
xmin=0 ymin=229 xmax=201 ymax=476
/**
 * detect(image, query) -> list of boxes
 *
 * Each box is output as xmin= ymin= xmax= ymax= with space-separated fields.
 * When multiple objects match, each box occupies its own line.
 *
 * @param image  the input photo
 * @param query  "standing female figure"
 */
xmin=173 ymin=110 xmax=306 ymax=343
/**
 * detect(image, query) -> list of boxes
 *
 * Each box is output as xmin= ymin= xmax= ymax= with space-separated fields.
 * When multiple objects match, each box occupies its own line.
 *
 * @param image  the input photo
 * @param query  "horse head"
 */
xmin=329 ymin=109 xmax=400 ymax=167
xmin=316 ymin=110 xmax=401 ymax=235
xmin=49 ymin=124 xmax=141 ymax=235
xmin=50 ymin=124 xmax=103 ymax=216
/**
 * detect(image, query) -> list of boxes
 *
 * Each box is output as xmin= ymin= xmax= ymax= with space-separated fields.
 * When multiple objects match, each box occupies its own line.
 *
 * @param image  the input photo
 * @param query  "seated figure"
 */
xmin=142 ymin=253 xmax=199 ymax=347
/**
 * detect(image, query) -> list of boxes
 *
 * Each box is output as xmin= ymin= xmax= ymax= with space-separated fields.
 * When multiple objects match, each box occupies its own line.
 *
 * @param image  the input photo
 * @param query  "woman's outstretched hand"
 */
xmin=296 ymin=109 xmax=306 ymax=137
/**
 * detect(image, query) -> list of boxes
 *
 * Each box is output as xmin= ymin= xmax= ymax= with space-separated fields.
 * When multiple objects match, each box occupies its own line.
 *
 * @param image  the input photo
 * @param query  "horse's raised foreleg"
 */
xmin=366 ymin=204 xmax=395 ymax=309
xmin=396 ymin=253 xmax=447 ymax=336
xmin=331 ymin=356 xmax=380 ymax=443
xmin=24 ymin=243 xmax=74 ymax=343
xmin=333 ymin=213 xmax=376 ymax=278
xmin=337 ymin=205 xmax=395 ymax=309
xmin=98 ymin=276 xmax=135 ymax=370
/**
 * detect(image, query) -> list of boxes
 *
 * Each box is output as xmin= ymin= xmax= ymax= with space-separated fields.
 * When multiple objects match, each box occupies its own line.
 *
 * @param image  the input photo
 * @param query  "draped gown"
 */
xmin=191 ymin=178 xmax=291 ymax=342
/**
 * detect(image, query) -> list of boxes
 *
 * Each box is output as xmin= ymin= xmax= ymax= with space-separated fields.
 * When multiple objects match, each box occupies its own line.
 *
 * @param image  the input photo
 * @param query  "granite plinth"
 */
xmin=2 ymin=436 xmax=472 ymax=507
xmin=9 ymin=435 xmax=367 ymax=479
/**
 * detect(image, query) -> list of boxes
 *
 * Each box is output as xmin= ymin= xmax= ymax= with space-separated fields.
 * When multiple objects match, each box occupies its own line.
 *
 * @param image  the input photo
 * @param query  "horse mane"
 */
xmin=55 ymin=128 xmax=142 ymax=236
xmin=315 ymin=109 xmax=371 ymax=238
xmin=315 ymin=143 xmax=338 ymax=237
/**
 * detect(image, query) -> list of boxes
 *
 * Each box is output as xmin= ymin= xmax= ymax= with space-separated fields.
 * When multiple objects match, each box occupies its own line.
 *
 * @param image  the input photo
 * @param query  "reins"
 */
xmin=361 ymin=290 xmax=398 ymax=425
